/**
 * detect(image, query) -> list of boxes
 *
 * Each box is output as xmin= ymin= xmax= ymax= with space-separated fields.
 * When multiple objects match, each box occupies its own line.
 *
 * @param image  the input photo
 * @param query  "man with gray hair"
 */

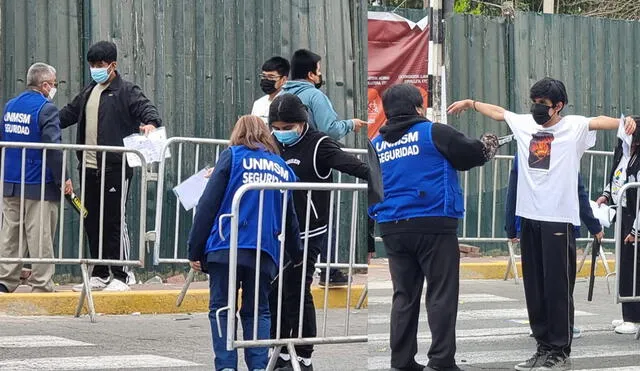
xmin=0 ymin=62 xmax=73 ymax=293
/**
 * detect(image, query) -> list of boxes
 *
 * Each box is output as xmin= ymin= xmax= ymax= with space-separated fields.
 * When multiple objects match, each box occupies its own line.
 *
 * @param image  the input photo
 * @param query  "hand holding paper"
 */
xmin=589 ymin=200 xmax=615 ymax=228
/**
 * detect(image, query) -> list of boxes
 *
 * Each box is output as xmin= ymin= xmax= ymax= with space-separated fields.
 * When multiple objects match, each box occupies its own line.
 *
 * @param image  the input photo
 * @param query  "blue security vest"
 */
xmin=1 ymin=91 xmax=54 ymax=184
xmin=368 ymin=121 xmax=464 ymax=222
xmin=205 ymin=145 xmax=297 ymax=266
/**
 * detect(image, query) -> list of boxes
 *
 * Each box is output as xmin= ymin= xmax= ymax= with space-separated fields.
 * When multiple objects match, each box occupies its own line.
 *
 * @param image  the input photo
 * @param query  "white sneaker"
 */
xmin=103 ymin=279 xmax=131 ymax=292
xmin=72 ymin=277 xmax=110 ymax=292
xmin=614 ymin=322 xmax=640 ymax=334
xmin=126 ymin=271 xmax=137 ymax=285
xmin=612 ymin=319 xmax=624 ymax=327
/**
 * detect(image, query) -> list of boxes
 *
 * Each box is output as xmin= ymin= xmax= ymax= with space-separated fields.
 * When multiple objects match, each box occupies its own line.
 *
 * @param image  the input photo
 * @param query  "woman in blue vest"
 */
xmin=369 ymin=84 xmax=499 ymax=371
xmin=188 ymin=115 xmax=302 ymax=371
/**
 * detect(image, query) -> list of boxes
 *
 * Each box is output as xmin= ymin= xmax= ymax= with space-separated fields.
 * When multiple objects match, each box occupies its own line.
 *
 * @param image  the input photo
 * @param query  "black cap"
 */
xmin=269 ymin=94 xmax=308 ymax=125
xmin=382 ymin=83 xmax=423 ymax=119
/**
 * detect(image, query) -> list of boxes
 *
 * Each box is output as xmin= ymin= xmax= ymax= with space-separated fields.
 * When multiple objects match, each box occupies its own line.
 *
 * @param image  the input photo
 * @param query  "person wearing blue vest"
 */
xmin=0 ymin=63 xmax=73 ymax=294
xmin=369 ymin=84 xmax=499 ymax=371
xmin=187 ymin=115 xmax=303 ymax=371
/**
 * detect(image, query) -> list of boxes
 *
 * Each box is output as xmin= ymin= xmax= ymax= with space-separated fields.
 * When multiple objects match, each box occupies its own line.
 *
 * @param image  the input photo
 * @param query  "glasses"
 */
xmin=259 ymin=73 xmax=283 ymax=81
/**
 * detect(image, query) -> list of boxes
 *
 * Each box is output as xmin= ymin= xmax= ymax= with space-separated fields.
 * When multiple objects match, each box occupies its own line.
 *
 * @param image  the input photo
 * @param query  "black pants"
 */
xmin=520 ymin=218 xmax=576 ymax=356
xmin=619 ymin=211 xmax=640 ymax=322
xmin=383 ymin=233 xmax=460 ymax=369
xmin=83 ymin=169 xmax=131 ymax=282
xmin=269 ymin=234 xmax=325 ymax=358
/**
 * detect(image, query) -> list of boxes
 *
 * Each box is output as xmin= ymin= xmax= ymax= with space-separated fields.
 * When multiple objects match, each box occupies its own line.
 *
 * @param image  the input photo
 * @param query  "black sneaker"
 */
xmin=0 ymin=284 xmax=9 ymax=293
xmin=319 ymin=270 xmax=349 ymax=287
xmin=275 ymin=362 xmax=313 ymax=371
xmin=274 ymin=356 xmax=291 ymax=369
xmin=425 ymin=365 xmax=463 ymax=371
xmin=538 ymin=354 xmax=571 ymax=370
xmin=514 ymin=350 xmax=548 ymax=370
xmin=390 ymin=360 xmax=426 ymax=370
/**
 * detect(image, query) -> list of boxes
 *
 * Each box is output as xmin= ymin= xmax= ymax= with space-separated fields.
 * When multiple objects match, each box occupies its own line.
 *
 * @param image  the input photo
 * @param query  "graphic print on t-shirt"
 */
xmin=528 ymin=132 xmax=555 ymax=170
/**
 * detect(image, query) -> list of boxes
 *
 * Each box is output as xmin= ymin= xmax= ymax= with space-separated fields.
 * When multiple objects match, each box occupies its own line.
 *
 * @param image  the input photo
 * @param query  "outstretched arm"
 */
xmin=447 ymin=99 xmax=507 ymax=122
xmin=589 ymin=115 xmax=635 ymax=134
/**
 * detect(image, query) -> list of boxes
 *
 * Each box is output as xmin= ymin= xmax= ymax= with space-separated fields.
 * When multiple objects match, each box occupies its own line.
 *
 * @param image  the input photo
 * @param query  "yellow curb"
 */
xmin=459 ymin=261 xmax=615 ymax=280
xmin=0 ymin=285 xmax=366 ymax=316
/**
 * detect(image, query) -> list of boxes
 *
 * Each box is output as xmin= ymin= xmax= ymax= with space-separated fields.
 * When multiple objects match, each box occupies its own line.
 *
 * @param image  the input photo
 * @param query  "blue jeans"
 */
xmin=208 ymin=262 xmax=271 ymax=371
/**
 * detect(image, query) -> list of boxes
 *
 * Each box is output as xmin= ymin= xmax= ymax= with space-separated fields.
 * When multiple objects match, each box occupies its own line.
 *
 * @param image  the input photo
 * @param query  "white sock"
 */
xmin=298 ymin=357 xmax=312 ymax=366
xmin=279 ymin=353 xmax=291 ymax=361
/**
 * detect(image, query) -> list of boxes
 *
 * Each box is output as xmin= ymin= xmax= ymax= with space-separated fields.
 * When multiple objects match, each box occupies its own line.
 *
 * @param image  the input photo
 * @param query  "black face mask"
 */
xmin=530 ymin=103 xmax=554 ymax=125
xmin=260 ymin=79 xmax=278 ymax=95
xmin=314 ymin=74 xmax=324 ymax=89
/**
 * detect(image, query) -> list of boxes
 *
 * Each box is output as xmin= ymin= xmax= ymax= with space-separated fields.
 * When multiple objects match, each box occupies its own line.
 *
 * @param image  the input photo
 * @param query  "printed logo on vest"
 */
xmin=376 ymin=131 xmax=421 ymax=164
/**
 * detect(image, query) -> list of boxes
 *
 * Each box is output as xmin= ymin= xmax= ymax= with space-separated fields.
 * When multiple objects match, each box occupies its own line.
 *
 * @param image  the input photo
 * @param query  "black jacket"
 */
xmin=276 ymin=125 xmax=369 ymax=238
xmin=59 ymin=72 xmax=162 ymax=169
xmin=601 ymin=139 xmax=640 ymax=235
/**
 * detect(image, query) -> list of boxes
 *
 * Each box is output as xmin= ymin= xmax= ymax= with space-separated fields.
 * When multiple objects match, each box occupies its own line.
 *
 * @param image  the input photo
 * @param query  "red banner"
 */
xmin=367 ymin=12 xmax=429 ymax=139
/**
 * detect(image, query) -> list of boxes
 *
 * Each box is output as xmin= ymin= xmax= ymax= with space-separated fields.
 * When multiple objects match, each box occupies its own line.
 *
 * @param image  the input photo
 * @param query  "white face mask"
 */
xmin=47 ymin=87 xmax=57 ymax=101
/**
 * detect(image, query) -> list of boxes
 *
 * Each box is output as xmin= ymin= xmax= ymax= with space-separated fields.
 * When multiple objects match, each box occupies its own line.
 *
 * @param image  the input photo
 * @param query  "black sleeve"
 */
xmin=59 ymin=91 xmax=84 ymax=129
xmin=284 ymin=195 xmax=303 ymax=263
xmin=316 ymin=137 xmax=369 ymax=180
xmin=578 ymin=174 xmax=602 ymax=235
xmin=187 ymin=149 xmax=231 ymax=262
xmin=431 ymin=122 xmax=488 ymax=171
xmin=128 ymin=84 xmax=163 ymax=128
xmin=39 ymin=103 xmax=65 ymax=186
xmin=368 ymin=217 xmax=376 ymax=253
xmin=504 ymin=159 xmax=518 ymax=239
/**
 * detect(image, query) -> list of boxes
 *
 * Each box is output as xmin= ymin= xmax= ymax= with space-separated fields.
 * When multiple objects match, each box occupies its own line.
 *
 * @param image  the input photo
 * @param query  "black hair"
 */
xmin=261 ymin=56 xmax=290 ymax=77
xmin=632 ymin=116 xmax=640 ymax=144
xmin=381 ymin=83 xmax=423 ymax=119
xmin=529 ymin=77 xmax=568 ymax=110
xmin=87 ymin=41 xmax=118 ymax=64
xmin=290 ymin=49 xmax=321 ymax=80
xmin=268 ymin=94 xmax=309 ymax=124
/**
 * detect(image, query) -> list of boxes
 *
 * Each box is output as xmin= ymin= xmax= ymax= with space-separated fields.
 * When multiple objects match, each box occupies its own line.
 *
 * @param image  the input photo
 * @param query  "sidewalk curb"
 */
xmin=0 ymin=285 xmax=367 ymax=316
xmin=458 ymin=261 xmax=614 ymax=280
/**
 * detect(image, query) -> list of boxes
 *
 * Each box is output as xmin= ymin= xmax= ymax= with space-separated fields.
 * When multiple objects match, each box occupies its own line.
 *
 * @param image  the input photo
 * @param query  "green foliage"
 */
xmin=454 ymin=0 xmax=483 ymax=15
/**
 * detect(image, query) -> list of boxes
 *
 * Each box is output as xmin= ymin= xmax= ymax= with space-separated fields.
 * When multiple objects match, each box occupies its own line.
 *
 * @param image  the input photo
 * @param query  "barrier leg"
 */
xmin=599 ymin=246 xmax=611 ymax=275
xmin=605 ymin=272 xmax=616 ymax=295
xmin=78 ymin=263 xmax=96 ymax=323
xmin=176 ymin=268 xmax=195 ymax=307
xmin=287 ymin=342 xmax=302 ymax=371
xmin=635 ymin=326 xmax=640 ymax=340
xmin=267 ymin=346 xmax=282 ymax=371
xmin=578 ymin=241 xmax=591 ymax=273
xmin=356 ymin=286 xmax=368 ymax=309
xmin=74 ymin=281 xmax=87 ymax=318
xmin=505 ymin=241 xmax=519 ymax=284
xmin=503 ymin=256 xmax=512 ymax=281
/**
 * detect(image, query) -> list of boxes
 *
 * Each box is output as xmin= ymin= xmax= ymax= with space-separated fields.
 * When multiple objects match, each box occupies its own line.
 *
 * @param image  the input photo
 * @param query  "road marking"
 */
xmin=0 ymin=355 xmax=199 ymax=370
xmin=368 ymin=345 xmax=640 ymax=370
xmin=368 ymin=293 xmax=517 ymax=305
xmin=0 ymin=336 xmax=93 ymax=348
xmin=367 ymin=309 xmax=595 ymax=324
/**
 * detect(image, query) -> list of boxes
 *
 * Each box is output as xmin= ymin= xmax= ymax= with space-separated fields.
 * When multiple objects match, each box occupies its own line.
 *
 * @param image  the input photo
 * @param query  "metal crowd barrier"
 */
xmin=373 ymin=150 xmax=616 ymax=283
xmin=614 ymin=182 xmax=640 ymax=340
xmin=0 ymin=142 xmax=149 ymax=322
xmin=151 ymin=138 xmax=368 ymax=306
xmin=215 ymin=182 xmax=367 ymax=371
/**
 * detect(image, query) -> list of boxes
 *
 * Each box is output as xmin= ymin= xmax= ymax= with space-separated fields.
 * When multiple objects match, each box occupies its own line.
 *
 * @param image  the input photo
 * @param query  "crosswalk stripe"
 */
xmin=0 ymin=336 xmax=93 ymax=348
xmin=368 ymin=293 xmax=517 ymax=305
xmin=367 ymin=324 xmax=612 ymax=343
xmin=368 ymin=346 xmax=640 ymax=370
xmin=367 ymin=309 xmax=596 ymax=324
xmin=574 ymin=367 xmax=640 ymax=371
xmin=0 ymin=355 xmax=199 ymax=370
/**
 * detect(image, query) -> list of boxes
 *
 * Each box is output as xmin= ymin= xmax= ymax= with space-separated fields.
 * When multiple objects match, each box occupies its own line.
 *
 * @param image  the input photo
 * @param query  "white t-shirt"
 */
xmin=251 ymin=95 xmax=273 ymax=124
xmin=504 ymin=112 xmax=597 ymax=225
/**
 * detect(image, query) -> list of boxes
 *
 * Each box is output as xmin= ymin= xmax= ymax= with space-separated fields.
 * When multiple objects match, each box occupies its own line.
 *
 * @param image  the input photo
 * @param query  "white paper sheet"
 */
xmin=589 ymin=200 xmax=616 ymax=228
xmin=122 ymin=127 xmax=171 ymax=167
xmin=617 ymin=114 xmax=632 ymax=159
xmin=172 ymin=167 xmax=211 ymax=211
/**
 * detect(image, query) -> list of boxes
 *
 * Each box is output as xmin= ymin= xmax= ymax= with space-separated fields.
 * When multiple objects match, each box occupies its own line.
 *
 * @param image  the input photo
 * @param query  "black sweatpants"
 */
xmin=83 ymin=169 xmax=131 ymax=282
xmin=619 ymin=211 xmax=640 ymax=322
xmin=520 ymin=218 xmax=576 ymax=357
xmin=269 ymin=233 xmax=325 ymax=358
xmin=383 ymin=232 xmax=460 ymax=369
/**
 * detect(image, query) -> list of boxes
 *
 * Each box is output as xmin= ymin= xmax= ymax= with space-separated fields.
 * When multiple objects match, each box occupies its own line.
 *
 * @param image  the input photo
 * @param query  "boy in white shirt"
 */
xmin=251 ymin=57 xmax=289 ymax=123
xmin=448 ymin=77 xmax=636 ymax=371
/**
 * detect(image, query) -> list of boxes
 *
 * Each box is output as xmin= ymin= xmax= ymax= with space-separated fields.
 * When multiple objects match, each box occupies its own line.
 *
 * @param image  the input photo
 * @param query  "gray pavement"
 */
xmin=368 ymin=261 xmax=640 ymax=370
xmin=0 ymin=309 xmax=367 ymax=370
